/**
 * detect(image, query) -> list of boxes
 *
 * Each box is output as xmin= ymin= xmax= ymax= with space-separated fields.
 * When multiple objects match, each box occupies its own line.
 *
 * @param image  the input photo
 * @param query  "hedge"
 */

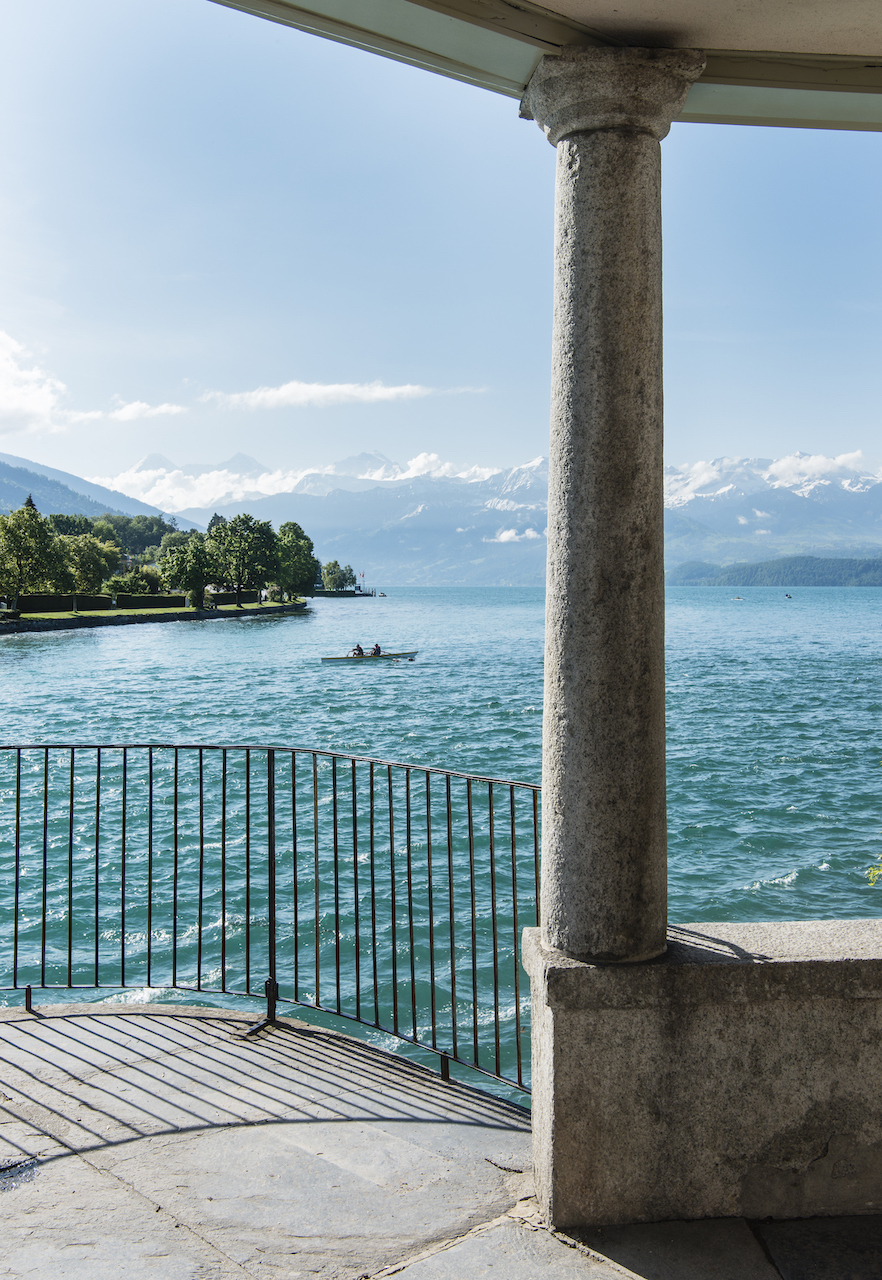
xmin=116 ymin=593 xmax=187 ymax=610
xmin=205 ymin=590 xmax=259 ymax=606
xmin=17 ymin=594 xmax=75 ymax=613
xmin=74 ymin=595 xmax=112 ymax=611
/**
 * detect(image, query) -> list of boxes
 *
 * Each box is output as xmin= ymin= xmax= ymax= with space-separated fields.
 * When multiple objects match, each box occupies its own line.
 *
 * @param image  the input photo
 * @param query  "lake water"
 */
xmin=2 ymin=585 xmax=880 ymax=923
xmin=1 ymin=586 xmax=880 ymax=1095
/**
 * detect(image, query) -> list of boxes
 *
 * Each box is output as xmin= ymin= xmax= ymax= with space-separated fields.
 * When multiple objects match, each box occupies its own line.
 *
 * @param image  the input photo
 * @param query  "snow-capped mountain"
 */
xmin=662 ymin=452 xmax=882 ymax=562
xmin=10 ymin=448 xmax=882 ymax=583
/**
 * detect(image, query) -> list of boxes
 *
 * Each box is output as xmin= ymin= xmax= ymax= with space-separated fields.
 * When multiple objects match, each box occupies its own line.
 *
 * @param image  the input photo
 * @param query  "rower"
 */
xmin=352 ymin=643 xmax=364 ymax=656
xmin=371 ymin=643 xmax=382 ymax=656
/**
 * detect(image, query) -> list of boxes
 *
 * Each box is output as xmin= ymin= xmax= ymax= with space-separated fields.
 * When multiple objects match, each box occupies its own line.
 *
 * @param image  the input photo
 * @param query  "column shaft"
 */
xmin=523 ymin=48 xmax=705 ymax=962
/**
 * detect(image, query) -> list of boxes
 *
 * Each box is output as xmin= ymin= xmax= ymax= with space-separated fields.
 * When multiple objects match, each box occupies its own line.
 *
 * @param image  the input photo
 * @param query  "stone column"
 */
xmin=522 ymin=48 xmax=704 ymax=963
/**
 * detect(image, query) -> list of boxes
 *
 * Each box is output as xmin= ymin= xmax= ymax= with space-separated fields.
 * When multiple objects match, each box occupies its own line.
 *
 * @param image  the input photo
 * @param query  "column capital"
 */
xmin=520 ymin=46 xmax=705 ymax=146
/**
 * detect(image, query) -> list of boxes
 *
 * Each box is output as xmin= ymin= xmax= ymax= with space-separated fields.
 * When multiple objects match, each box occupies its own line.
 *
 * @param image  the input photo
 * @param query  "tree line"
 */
xmin=667 ymin=555 xmax=882 ymax=587
xmin=0 ymin=498 xmax=347 ymax=609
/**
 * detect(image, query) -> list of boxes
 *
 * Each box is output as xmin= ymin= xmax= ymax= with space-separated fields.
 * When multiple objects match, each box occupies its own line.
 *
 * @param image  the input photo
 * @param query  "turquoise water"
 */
xmin=2 ymin=585 xmax=880 ymax=923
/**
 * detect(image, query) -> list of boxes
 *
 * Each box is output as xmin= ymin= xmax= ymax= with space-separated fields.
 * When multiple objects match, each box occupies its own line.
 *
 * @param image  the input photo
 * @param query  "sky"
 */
xmin=0 ymin=0 xmax=880 ymax=490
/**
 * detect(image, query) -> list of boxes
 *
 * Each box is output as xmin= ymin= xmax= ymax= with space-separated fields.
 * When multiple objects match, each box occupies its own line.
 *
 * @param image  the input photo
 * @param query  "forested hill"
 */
xmin=668 ymin=556 xmax=882 ymax=587
xmin=0 ymin=459 xmax=136 ymax=519
xmin=0 ymin=454 xmax=164 ymax=519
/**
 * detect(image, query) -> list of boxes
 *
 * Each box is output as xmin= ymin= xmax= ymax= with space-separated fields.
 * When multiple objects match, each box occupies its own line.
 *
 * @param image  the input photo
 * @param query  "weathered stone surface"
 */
xmin=755 ymin=1214 xmax=882 ymax=1280
xmin=524 ymin=922 xmax=882 ymax=1228
xmin=522 ymin=48 xmax=703 ymax=965
xmin=0 ymin=1006 xmax=531 ymax=1278
xmin=1 ymin=1006 xmax=879 ymax=1277
xmin=521 ymin=46 xmax=705 ymax=144
xmin=390 ymin=1218 xmax=637 ymax=1278
xmin=581 ymin=1218 xmax=780 ymax=1280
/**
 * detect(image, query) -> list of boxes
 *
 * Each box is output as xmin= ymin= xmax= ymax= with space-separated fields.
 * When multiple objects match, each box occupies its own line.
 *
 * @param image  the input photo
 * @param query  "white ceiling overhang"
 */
xmin=208 ymin=0 xmax=882 ymax=131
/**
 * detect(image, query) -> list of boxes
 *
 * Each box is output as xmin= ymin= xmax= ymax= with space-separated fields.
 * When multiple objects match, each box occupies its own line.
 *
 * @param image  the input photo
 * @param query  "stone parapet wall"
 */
xmin=524 ymin=920 xmax=882 ymax=1226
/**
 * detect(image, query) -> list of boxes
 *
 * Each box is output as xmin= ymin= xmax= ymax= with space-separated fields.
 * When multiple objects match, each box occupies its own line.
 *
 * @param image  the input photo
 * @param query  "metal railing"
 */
xmin=0 ymin=744 xmax=540 ymax=1093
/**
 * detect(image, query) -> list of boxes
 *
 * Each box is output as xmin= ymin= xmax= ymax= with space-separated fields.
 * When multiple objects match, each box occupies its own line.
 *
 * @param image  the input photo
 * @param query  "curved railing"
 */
xmin=0 ymin=744 xmax=540 ymax=1094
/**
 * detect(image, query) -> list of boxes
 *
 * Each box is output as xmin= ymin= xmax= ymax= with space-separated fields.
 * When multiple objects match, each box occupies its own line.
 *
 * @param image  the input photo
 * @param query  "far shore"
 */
xmin=0 ymin=601 xmax=308 ymax=634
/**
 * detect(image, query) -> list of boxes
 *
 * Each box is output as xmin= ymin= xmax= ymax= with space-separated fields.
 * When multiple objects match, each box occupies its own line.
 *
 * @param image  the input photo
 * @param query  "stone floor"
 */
xmin=0 ymin=1005 xmax=879 ymax=1279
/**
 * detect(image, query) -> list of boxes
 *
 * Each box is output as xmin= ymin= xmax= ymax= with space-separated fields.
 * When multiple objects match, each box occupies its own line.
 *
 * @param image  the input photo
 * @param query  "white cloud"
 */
xmin=763 ymin=450 xmax=872 ymax=490
xmin=87 ymin=464 xmax=319 ymax=511
xmin=109 ymin=400 xmax=187 ymax=421
xmin=201 ymin=379 xmax=438 ymax=411
xmin=663 ymin=459 xmax=726 ymax=505
xmin=92 ymin=451 xmax=511 ymax=512
xmin=486 ymin=527 xmax=544 ymax=543
xmin=359 ymin=452 xmax=500 ymax=483
xmin=0 ymin=331 xmax=68 ymax=433
xmin=0 ymin=331 xmax=187 ymax=434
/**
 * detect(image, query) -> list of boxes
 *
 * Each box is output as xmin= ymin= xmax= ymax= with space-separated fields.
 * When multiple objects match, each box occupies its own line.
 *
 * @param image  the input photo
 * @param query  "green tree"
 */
xmin=209 ymin=514 xmax=278 ymax=607
xmin=59 ymin=534 xmax=121 ymax=594
xmin=159 ymin=533 xmax=221 ymax=609
xmin=159 ymin=529 xmax=195 ymax=554
xmin=92 ymin=513 xmax=179 ymax=555
xmin=92 ymin=518 xmax=122 ymax=548
xmin=276 ymin=522 xmax=320 ymax=599
xmin=0 ymin=503 xmax=65 ymax=606
xmin=104 ymin=568 xmax=151 ymax=597
xmin=321 ymin=561 xmax=357 ymax=591
xmin=49 ymin=514 xmax=94 ymax=537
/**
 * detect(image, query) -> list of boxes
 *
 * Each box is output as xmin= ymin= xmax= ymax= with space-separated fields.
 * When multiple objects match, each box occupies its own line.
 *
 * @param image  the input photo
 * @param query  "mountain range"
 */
xmin=4 ymin=449 xmax=882 ymax=585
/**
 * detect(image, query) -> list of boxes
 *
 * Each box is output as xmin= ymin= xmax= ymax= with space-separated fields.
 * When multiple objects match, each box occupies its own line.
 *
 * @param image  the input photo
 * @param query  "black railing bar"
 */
xmin=245 ymin=748 xmax=251 ymax=995
xmin=0 ymin=745 xmax=540 ymax=792
xmin=369 ymin=761 xmax=379 ymax=1028
xmin=94 ymin=748 xmax=101 ymax=987
xmin=291 ymin=751 xmax=299 ymax=1002
xmin=312 ymin=752 xmax=320 ymax=1005
xmin=467 ymin=778 xmax=480 ymax=1067
xmin=67 ymin=748 xmax=75 ymax=986
xmin=405 ymin=769 xmax=417 ymax=1042
xmin=246 ymin=749 xmax=279 ymax=1035
xmin=488 ymin=782 xmax=501 ymax=1079
xmin=425 ymin=771 xmax=437 ymax=1051
xmin=445 ymin=771 xmax=457 ymax=1062
xmin=147 ymin=748 xmax=154 ymax=990
xmin=40 ymin=747 xmax=49 ymax=987
xmin=510 ymin=784 xmax=524 ymax=1088
xmin=120 ymin=748 xmax=127 ymax=989
xmin=532 ymin=789 xmax=541 ymax=927
xmin=197 ymin=748 xmax=204 ymax=991
xmin=388 ymin=763 xmax=398 ymax=1037
xmin=172 ymin=748 xmax=179 ymax=990
xmin=12 ymin=748 xmax=21 ymax=988
xmin=221 ymin=749 xmax=227 ymax=992
xmin=332 ymin=756 xmax=341 ymax=1015
xmin=268 ymin=748 xmax=277 ymax=997
xmin=351 ymin=757 xmax=360 ymax=1024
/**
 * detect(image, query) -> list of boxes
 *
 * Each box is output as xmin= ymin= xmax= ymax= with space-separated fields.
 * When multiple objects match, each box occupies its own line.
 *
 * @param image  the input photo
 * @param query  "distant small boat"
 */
xmin=321 ymin=649 xmax=418 ymax=664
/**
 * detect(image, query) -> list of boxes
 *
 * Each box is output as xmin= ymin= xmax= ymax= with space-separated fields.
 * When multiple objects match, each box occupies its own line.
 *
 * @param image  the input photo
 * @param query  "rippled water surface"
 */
xmin=2 ymin=584 xmax=880 ymax=924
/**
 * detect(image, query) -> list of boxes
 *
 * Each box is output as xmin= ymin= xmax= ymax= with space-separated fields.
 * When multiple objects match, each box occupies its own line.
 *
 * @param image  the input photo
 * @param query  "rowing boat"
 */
xmin=321 ymin=650 xmax=418 ymax=664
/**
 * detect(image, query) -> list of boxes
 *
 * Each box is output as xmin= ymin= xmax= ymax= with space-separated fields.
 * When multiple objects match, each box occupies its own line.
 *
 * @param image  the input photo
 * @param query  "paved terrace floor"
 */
xmin=0 ymin=1007 xmax=879 ymax=1279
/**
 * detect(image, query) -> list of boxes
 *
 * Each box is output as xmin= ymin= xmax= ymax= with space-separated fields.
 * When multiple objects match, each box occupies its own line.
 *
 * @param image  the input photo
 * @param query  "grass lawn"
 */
xmin=12 ymin=602 xmax=306 ymax=621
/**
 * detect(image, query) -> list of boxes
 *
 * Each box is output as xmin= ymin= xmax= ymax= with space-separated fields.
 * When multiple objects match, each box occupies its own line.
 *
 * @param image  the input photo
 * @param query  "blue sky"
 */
xmin=0 ymin=0 xmax=880 ymax=484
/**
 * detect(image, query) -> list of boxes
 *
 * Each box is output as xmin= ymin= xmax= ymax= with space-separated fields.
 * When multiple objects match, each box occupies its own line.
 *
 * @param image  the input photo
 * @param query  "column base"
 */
xmin=523 ymin=921 xmax=882 ymax=1227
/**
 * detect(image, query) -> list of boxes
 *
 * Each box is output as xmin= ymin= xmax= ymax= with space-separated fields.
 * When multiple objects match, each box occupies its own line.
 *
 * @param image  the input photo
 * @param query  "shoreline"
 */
xmin=0 ymin=602 xmax=309 ymax=634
